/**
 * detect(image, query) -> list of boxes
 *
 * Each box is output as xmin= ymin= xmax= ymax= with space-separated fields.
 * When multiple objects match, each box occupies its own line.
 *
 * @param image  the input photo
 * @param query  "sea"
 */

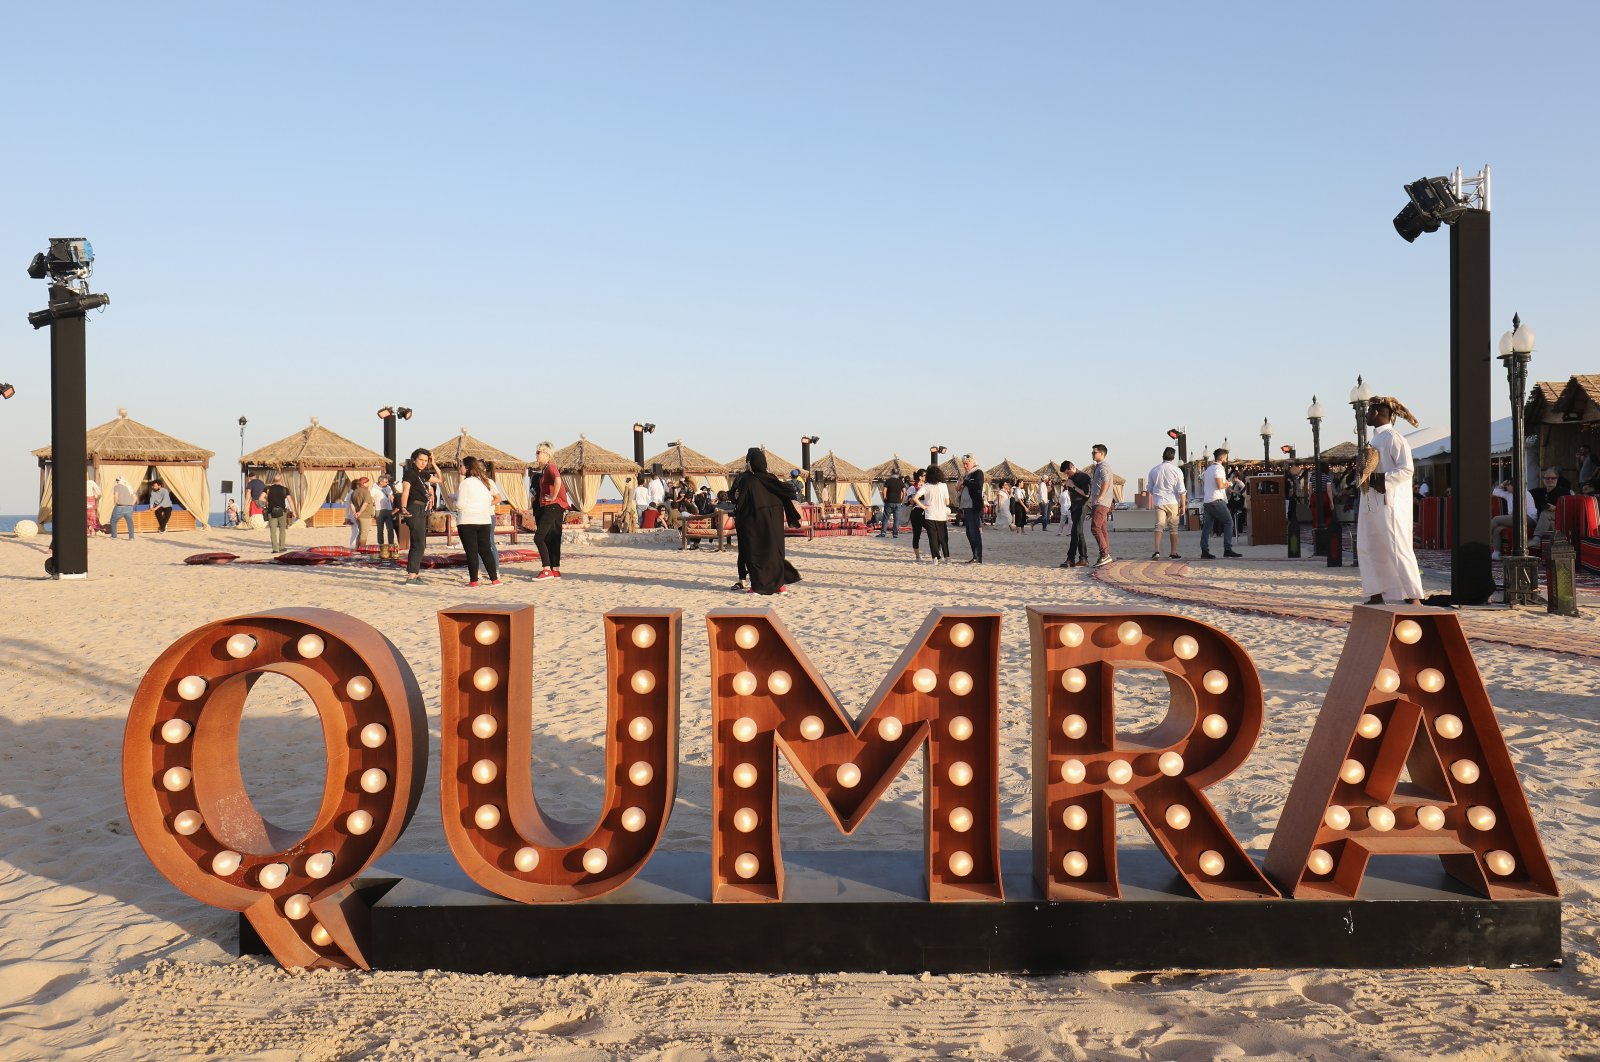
xmin=1 ymin=514 xmax=237 ymax=533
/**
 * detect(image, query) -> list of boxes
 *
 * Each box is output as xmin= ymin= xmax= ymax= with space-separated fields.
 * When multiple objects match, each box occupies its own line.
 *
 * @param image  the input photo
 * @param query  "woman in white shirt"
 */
xmin=455 ymin=456 xmax=501 ymax=586
xmin=912 ymin=465 xmax=952 ymax=563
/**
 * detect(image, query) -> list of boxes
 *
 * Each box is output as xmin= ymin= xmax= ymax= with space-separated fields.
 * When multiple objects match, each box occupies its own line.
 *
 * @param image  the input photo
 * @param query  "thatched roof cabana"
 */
xmin=553 ymin=436 xmax=642 ymax=514
xmin=725 ymin=446 xmax=804 ymax=480
xmin=809 ymin=450 xmax=872 ymax=505
xmin=1033 ymin=462 xmax=1062 ymax=482
xmin=866 ymin=455 xmax=920 ymax=482
xmin=430 ymin=429 xmax=536 ymax=511
xmin=986 ymin=458 xmax=1039 ymax=484
xmin=645 ymin=442 xmax=728 ymax=477
xmin=241 ymin=418 xmax=388 ymax=525
xmin=34 ymin=408 xmax=215 ymax=527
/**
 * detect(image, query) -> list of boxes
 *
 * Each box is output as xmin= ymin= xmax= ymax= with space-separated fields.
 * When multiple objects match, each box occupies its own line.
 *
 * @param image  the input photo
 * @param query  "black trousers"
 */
xmin=458 ymin=523 xmax=498 ymax=582
xmin=926 ymin=519 xmax=950 ymax=560
xmin=1066 ymin=504 xmax=1088 ymax=563
xmin=910 ymin=507 xmax=926 ymax=550
xmin=406 ymin=509 xmax=429 ymax=574
xmin=154 ymin=506 xmax=172 ymax=531
xmin=535 ymin=504 xmax=564 ymax=569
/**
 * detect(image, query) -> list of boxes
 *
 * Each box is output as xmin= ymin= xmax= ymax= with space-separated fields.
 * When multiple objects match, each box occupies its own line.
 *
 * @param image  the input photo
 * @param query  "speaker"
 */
xmin=221 ymin=480 xmax=234 ymax=494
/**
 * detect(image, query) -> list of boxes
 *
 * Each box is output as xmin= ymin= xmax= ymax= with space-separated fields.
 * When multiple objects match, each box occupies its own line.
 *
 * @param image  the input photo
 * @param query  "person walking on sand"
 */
xmin=912 ymin=464 xmax=952 ymax=564
xmin=349 ymin=476 xmax=375 ymax=550
xmin=374 ymin=473 xmax=398 ymax=559
xmin=399 ymin=448 xmax=434 ymax=584
xmin=86 ymin=476 xmax=104 ymax=535
xmin=906 ymin=468 xmax=928 ymax=560
xmin=734 ymin=447 xmax=802 ymax=595
xmin=108 ymin=476 xmax=137 ymax=539
xmin=959 ymin=454 xmax=985 ymax=563
xmin=263 ymin=472 xmax=297 ymax=553
xmin=1358 ymin=395 xmax=1425 ymax=604
xmin=530 ymin=441 xmax=570 ymax=581
xmin=1147 ymin=446 xmax=1187 ymax=560
xmin=456 ymin=456 xmax=502 ymax=587
xmin=1059 ymin=461 xmax=1091 ymax=566
xmin=1200 ymin=448 xmax=1241 ymax=560
xmin=1088 ymin=444 xmax=1115 ymax=567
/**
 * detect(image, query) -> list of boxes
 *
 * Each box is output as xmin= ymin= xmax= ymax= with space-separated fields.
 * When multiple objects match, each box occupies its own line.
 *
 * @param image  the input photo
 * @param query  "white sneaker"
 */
xmin=1491 ymin=551 xmax=1501 ymax=560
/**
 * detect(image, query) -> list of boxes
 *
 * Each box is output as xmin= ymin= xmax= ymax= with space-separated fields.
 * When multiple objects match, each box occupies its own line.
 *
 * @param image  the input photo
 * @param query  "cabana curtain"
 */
xmin=155 ymin=464 xmax=211 ymax=527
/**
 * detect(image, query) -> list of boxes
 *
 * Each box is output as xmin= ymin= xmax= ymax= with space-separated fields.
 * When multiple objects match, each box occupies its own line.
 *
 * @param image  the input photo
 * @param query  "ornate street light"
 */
xmin=1260 ymin=418 xmax=1274 ymax=466
xmin=1349 ymin=375 xmax=1372 ymax=452
xmin=1497 ymin=315 xmax=1538 ymax=605
xmin=1308 ymin=396 xmax=1326 ymax=555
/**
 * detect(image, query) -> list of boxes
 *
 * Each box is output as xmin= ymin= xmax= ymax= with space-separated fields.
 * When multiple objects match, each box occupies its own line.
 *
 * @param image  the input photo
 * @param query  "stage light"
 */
xmin=1393 ymin=170 xmax=1485 ymax=242
xmin=26 ymin=238 xmax=93 ymax=281
xmin=377 ymin=406 xmax=392 ymax=419
xmin=0 ymin=383 xmax=14 ymax=400
xmin=396 ymin=407 xmax=413 ymax=420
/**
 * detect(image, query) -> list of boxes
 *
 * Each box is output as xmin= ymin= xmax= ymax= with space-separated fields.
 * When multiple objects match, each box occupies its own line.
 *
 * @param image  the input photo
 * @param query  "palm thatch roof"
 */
xmin=1034 ymin=462 xmax=1062 ymax=481
xmin=553 ymin=436 xmax=641 ymax=476
xmin=866 ymin=455 xmax=920 ymax=481
xmin=34 ymin=408 xmax=214 ymax=464
xmin=1525 ymin=379 xmax=1565 ymax=424
xmin=1555 ymin=375 xmax=1600 ymax=420
xmin=240 ymin=418 xmax=387 ymax=470
xmin=809 ymin=450 xmax=870 ymax=482
xmin=724 ymin=447 xmax=804 ymax=477
xmin=1321 ymin=441 xmax=1359 ymax=462
xmin=986 ymin=458 xmax=1038 ymax=483
xmin=938 ymin=457 xmax=963 ymax=482
xmin=429 ymin=429 xmax=535 ymax=470
xmin=645 ymin=442 xmax=728 ymax=476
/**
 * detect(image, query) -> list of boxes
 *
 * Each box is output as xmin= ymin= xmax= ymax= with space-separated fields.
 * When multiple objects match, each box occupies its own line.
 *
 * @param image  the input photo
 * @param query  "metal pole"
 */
xmin=1311 ymin=418 xmax=1325 ymax=555
xmin=384 ymin=416 xmax=397 ymax=482
xmin=633 ymin=427 xmax=645 ymax=468
xmin=48 ymin=301 xmax=88 ymax=578
xmin=1449 ymin=210 xmax=1494 ymax=605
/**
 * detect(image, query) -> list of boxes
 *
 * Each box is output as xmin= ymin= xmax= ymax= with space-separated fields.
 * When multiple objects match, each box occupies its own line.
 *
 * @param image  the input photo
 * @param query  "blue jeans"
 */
xmin=963 ymin=509 xmax=983 ymax=561
xmin=879 ymin=503 xmax=900 ymax=537
xmin=1201 ymin=500 xmax=1233 ymax=554
xmin=108 ymin=505 xmax=135 ymax=538
xmin=377 ymin=510 xmax=398 ymax=545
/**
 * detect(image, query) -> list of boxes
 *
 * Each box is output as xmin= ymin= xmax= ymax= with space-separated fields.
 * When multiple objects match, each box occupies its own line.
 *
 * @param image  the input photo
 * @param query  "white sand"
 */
xmin=2 ymin=523 xmax=1596 ymax=1060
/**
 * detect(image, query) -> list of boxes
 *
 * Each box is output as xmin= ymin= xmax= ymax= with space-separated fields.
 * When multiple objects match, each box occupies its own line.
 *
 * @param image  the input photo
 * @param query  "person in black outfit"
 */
xmin=399 ymin=448 xmax=434 ymax=585
xmin=734 ymin=447 xmax=802 ymax=595
xmin=1061 ymin=460 xmax=1091 ymax=567
xmin=879 ymin=472 xmax=905 ymax=538
xmin=959 ymin=454 xmax=985 ymax=562
xmin=906 ymin=469 xmax=928 ymax=558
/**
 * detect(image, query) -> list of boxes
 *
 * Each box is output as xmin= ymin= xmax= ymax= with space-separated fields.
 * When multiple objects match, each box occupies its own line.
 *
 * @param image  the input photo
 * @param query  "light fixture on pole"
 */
xmin=0 ymin=383 xmax=14 ymax=400
xmin=1260 ymin=419 xmax=1274 ymax=466
xmin=632 ymin=422 xmax=655 ymax=468
xmin=237 ymin=416 xmax=248 ymax=511
xmin=930 ymin=444 xmax=947 ymax=466
xmin=1280 ymin=444 xmax=1297 ymax=461
xmin=800 ymin=435 xmax=820 ymax=503
xmin=1497 ymin=314 xmax=1538 ymax=605
xmin=1307 ymin=396 xmax=1326 ymax=556
xmin=1349 ymin=376 xmax=1372 ymax=452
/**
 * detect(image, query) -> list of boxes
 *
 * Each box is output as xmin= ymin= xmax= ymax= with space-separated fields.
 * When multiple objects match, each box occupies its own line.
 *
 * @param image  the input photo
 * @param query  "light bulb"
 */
xmin=628 ymin=716 xmax=654 ymax=742
xmin=582 ymin=848 xmax=608 ymax=874
xmin=1485 ymin=850 xmax=1516 ymax=876
xmin=877 ymin=716 xmax=903 ymax=741
xmin=1202 ymin=670 xmax=1229 ymax=694
xmin=360 ymin=723 xmax=388 ymax=748
xmin=471 ymin=758 xmax=498 ymax=785
xmin=297 ymin=634 xmax=325 ymax=659
xmin=1450 ymin=759 xmax=1480 ymax=785
xmin=1417 ymin=668 xmax=1445 ymax=693
xmin=471 ymin=713 xmax=498 ymax=739
xmin=733 ymin=853 xmax=760 ymax=879
xmin=949 ymin=622 xmax=975 ymax=648
xmin=1165 ymin=805 xmax=1191 ymax=830
xmin=767 ymin=671 xmax=792 ymax=696
xmin=160 ymin=718 xmax=192 ymax=744
xmin=1060 ymin=759 xmax=1086 ymax=785
xmin=1394 ymin=620 xmax=1422 ymax=644
xmin=345 ymin=810 xmax=373 ymax=835
xmin=1339 ymin=759 xmax=1366 ymax=785
xmin=360 ymin=768 xmax=388 ymax=793
xmin=631 ymin=624 xmax=656 ymax=648
xmin=1061 ymin=668 xmax=1087 ymax=693
xmin=1202 ymin=714 xmax=1229 ymax=739
xmin=283 ymin=894 xmax=311 ymax=920
xmin=345 ymin=676 xmax=372 ymax=701
xmin=1467 ymin=805 xmax=1497 ymax=831
xmin=628 ymin=761 xmax=654 ymax=786
xmin=948 ymin=761 xmax=973 ymax=787
xmin=211 ymin=850 xmax=242 ymax=877
xmin=620 ymin=806 xmax=647 ymax=832
xmin=225 ymin=633 xmax=257 ymax=659
xmin=733 ymin=808 xmax=760 ymax=833
xmin=309 ymin=923 xmax=333 ymax=947
xmin=1356 ymin=714 xmax=1383 ymax=739
xmin=948 ymin=715 xmax=974 ymax=741
xmin=1198 ymin=850 xmax=1226 ymax=877
xmin=836 ymin=763 xmax=862 ymax=788
xmin=1117 ymin=621 xmax=1142 ymax=645
xmin=513 ymin=847 xmax=540 ymax=872
xmin=1062 ymin=851 xmax=1088 ymax=877
xmin=1416 ymin=805 xmax=1446 ymax=831
xmin=732 ymin=762 xmax=758 ymax=788
xmin=172 ymin=810 xmax=203 ymax=836
xmin=799 ymin=715 xmax=825 ymax=740
xmin=162 ymin=766 xmax=192 ymax=792
xmin=1061 ymin=714 xmax=1088 ymax=740
xmin=948 ymin=671 xmax=973 ymax=697
xmin=304 ymin=851 xmax=335 ymax=879
xmin=472 ymin=667 xmax=498 ymax=692
xmin=1157 ymin=752 xmax=1184 ymax=777
xmin=1059 ymin=623 xmax=1084 ymax=648
xmin=948 ymin=851 xmax=973 ymax=877
xmin=732 ymin=671 xmax=758 ymax=696
xmin=912 ymin=668 xmax=938 ymax=693
xmin=948 ymin=807 xmax=973 ymax=832
xmin=1434 ymin=714 xmax=1464 ymax=740
xmin=734 ymin=624 xmax=760 ymax=649
xmin=630 ymin=670 xmax=656 ymax=695
xmin=258 ymin=862 xmax=289 ymax=890
xmin=1324 ymin=805 xmax=1351 ymax=831
xmin=1062 ymin=805 xmax=1088 ymax=831
xmin=1307 ymin=849 xmax=1334 ymax=875
xmin=1375 ymin=669 xmax=1400 ymax=693
xmin=1106 ymin=759 xmax=1133 ymax=785
xmin=731 ymin=716 xmax=758 ymax=742
xmin=474 ymin=620 xmax=500 ymax=645
xmin=176 ymin=675 xmax=207 ymax=701
xmin=1172 ymin=635 xmax=1199 ymax=660
xmin=1367 ymin=806 xmax=1396 ymax=832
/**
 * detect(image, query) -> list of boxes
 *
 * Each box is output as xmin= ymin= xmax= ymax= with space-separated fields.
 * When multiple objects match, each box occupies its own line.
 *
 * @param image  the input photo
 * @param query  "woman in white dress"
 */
xmin=994 ymin=484 xmax=1013 ymax=531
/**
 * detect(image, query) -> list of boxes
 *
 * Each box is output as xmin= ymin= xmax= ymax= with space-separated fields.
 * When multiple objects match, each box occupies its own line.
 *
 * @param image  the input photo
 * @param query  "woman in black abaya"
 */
xmin=733 ymin=447 xmax=802 ymax=595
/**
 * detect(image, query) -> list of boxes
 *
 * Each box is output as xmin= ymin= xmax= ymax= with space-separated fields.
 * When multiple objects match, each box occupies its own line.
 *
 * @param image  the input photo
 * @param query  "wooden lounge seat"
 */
xmin=680 ymin=515 xmax=736 ymax=551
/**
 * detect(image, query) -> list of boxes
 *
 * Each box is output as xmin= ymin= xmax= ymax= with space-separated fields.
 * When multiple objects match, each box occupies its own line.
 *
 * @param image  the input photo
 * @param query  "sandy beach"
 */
xmin=2 ymin=522 xmax=1597 ymax=1060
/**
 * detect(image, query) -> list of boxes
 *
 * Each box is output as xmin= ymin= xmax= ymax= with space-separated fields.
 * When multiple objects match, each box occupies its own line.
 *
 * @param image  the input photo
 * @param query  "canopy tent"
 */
xmin=553 ymin=436 xmax=642 ymax=515
xmin=33 ymin=408 xmax=214 ymax=527
xmin=430 ymin=429 xmax=535 ymax=511
xmin=809 ymin=450 xmax=872 ymax=505
xmin=866 ymin=455 xmax=921 ymax=482
xmin=241 ymin=417 xmax=388 ymax=526
xmin=645 ymin=442 xmax=731 ymax=494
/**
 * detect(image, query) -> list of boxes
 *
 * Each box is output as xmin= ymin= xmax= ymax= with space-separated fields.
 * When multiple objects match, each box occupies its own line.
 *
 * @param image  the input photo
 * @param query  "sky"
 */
xmin=2 ymin=2 xmax=1597 ymax=513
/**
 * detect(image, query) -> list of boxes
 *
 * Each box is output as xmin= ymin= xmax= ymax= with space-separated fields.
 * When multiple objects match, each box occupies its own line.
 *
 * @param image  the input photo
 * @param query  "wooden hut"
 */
xmin=430 ymin=429 xmax=536 ymax=511
xmin=33 ymin=408 xmax=214 ymax=530
xmin=1530 ymin=375 xmax=1600 ymax=476
xmin=645 ymin=442 xmax=731 ymax=494
xmin=553 ymin=436 xmax=642 ymax=514
xmin=867 ymin=455 xmax=921 ymax=483
xmin=241 ymin=417 xmax=387 ymax=527
xmin=809 ymin=451 xmax=872 ymax=505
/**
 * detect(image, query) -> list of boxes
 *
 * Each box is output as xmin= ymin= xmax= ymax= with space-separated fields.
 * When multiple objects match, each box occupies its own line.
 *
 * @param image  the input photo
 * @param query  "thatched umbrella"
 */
xmin=34 ymin=407 xmax=214 ymax=528
xmin=431 ymin=428 xmax=536 ymax=510
xmin=1034 ymin=461 xmax=1062 ymax=483
xmin=645 ymin=441 xmax=732 ymax=493
xmin=1320 ymin=441 xmax=1359 ymax=466
xmin=726 ymin=446 xmax=808 ymax=501
xmin=867 ymin=455 xmax=921 ymax=482
xmin=553 ymin=435 xmax=642 ymax=514
xmin=809 ymin=450 xmax=873 ymax=505
xmin=986 ymin=458 xmax=1039 ymax=485
xmin=241 ymin=417 xmax=387 ymax=526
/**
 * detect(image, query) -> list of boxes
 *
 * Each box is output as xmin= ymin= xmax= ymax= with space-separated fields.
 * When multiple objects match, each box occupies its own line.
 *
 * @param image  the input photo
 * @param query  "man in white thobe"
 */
xmin=1357 ymin=395 xmax=1424 ymax=603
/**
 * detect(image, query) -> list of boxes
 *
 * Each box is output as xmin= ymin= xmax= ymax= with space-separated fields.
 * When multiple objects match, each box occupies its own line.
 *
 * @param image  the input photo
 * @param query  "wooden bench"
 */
xmin=680 ymin=514 xmax=736 ymax=550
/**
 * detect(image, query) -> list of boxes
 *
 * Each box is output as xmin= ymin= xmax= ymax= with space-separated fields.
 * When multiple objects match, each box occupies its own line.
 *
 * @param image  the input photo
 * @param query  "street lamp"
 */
xmin=1260 ymin=419 xmax=1274 ymax=466
xmin=632 ymin=422 xmax=656 ymax=468
xmin=376 ymin=405 xmax=414 ymax=480
xmin=1349 ymin=375 xmax=1372 ymax=452
xmin=1497 ymin=314 xmax=1538 ymax=604
xmin=1308 ymin=396 xmax=1326 ymax=556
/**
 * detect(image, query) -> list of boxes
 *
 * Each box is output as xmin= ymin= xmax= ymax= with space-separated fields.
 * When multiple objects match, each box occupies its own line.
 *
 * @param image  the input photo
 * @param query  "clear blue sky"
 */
xmin=3 ymin=3 xmax=1596 ymax=512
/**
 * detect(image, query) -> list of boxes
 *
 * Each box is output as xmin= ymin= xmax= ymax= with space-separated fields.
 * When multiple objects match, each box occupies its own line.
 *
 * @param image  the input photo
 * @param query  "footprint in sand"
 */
xmin=1293 ymin=978 xmax=1383 ymax=1025
xmin=519 ymin=1006 xmax=600 ymax=1037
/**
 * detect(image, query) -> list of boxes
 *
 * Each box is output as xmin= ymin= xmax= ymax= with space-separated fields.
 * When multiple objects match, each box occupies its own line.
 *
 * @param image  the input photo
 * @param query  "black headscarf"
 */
xmin=741 ymin=447 xmax=792 ymax=502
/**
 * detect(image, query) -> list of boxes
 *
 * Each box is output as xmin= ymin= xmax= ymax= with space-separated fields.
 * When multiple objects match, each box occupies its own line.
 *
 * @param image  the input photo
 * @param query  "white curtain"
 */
xmin=440 ymin=469 xmax=462 ymax=499
xmin=495 ymin=470 xmax=529 ymax=511
xmin=705 ymin=474 xmax=730 ymax=495
xmin=562 ymin=473 xmax=604 ymax=514
xmin=96 ymin=462 xmax=144 ymax=522
xmin=292 ymin=469 xmax=338 ymax=526
xmin=851 ymin=481 xmax=872 ymax=506
xmin=37 ymin=465 xmax=54 ymax=524
xmin=156 ymin=464 xmax=211 ymax=528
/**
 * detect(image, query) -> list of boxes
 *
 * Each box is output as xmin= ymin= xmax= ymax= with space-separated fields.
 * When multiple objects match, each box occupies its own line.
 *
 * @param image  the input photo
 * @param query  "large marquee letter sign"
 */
xmin=1027 ymin=607 xmax=1278 ymax=901
xmin=707 ymin=607 xmax=1003 ymax=902
xmin=1264 ymin=605 xmax=1557 ymax=899
xmin=437 ymin=606 xmax=681 ymax=901
xmin=123 ymin=609 xmax=427 ymax=970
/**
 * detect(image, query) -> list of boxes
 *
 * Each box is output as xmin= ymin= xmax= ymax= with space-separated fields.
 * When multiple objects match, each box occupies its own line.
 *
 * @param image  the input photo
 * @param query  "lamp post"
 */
xmin=376 ymin=406 xmax=413 ymax=481
xmin=1349 ymin=375 xmax=1372 ymax=452
xmin=1260 ymin=419 xmax=1273 ymax=467
xmin=1497 ymin=314 xmax=1538 ymax=605
xmin=801 ymin=435 xmax=819 ymax=503
xmin=237 ymin=416 xmax=248 ymax=512
xmin=930 ymin=444 xmax=947 ymax=468
xmin=632 ymin=422 xmax=655 ymax=468
xmin=1308 ymin=396 xmax=1326 ymax=555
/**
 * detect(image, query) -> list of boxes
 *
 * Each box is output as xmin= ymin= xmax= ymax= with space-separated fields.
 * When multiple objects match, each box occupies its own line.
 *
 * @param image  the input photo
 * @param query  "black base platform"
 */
xmin=242 ymin=849 xmax=1560 ymax=974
